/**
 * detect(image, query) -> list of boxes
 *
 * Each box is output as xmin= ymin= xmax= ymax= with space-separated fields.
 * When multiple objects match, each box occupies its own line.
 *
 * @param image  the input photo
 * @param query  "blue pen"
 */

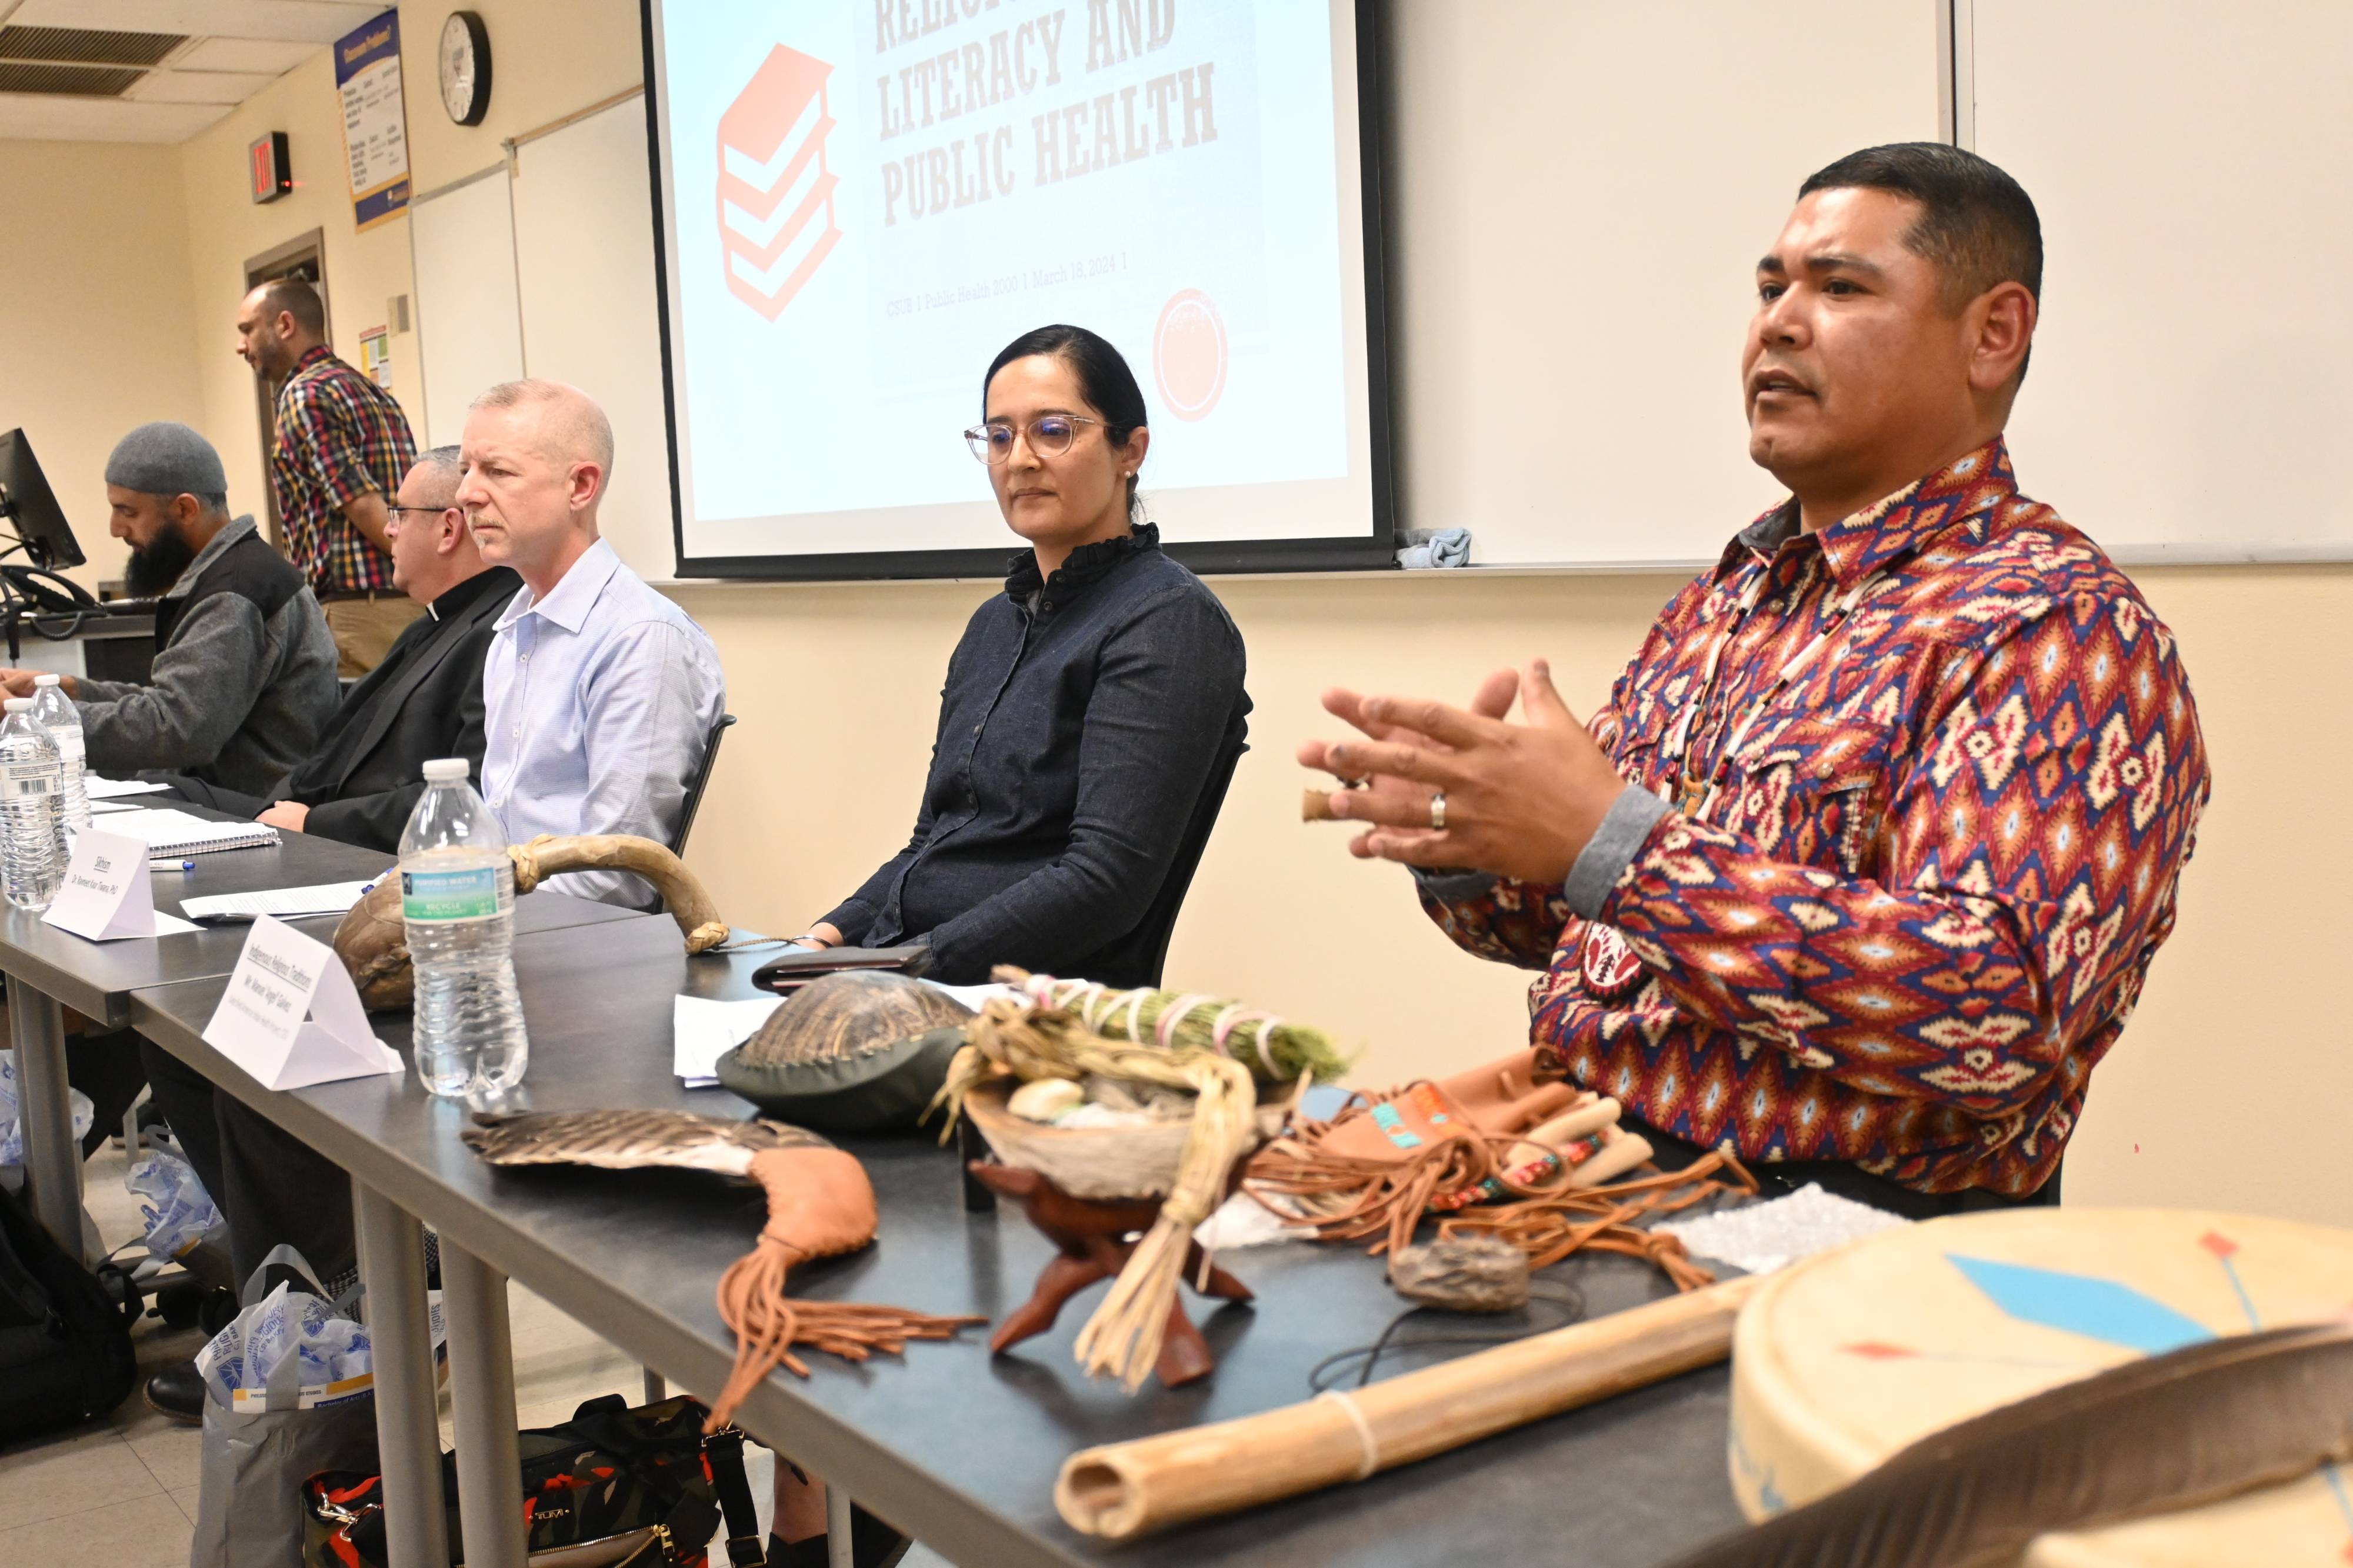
xmin=148 ymin=858 xmax=195 ymax=872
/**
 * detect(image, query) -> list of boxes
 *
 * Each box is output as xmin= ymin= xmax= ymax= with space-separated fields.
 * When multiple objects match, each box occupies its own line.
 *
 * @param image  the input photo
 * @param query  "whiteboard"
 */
xmin=1973 ymin=0 xmax=2353 ymax=562
xmin=509 ymin=97 xmax=674 ymax=576
xmin=1381 ymin=0 xmax=1939 ymax=569
xmin=403 ymin=97 xmax=674 ymax=576
xmin=408 ymin=166 xmax=525 ymax=449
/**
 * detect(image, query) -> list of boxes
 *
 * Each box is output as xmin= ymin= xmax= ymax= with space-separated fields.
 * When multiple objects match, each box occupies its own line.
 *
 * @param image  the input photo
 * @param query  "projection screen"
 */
xmin=641 ymin=0 xmax=1393 ymax=579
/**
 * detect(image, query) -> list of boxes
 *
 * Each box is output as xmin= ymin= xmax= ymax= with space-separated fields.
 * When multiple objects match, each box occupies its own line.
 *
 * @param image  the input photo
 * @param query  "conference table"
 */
xmin=128 ymin=911 xmax=1755 ymax=1568
xmin=0 ymin=802 xmax=635 ymax=1256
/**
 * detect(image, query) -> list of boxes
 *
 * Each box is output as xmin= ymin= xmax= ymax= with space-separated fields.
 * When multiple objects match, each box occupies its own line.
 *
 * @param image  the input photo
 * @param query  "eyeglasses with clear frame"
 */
xmin=964 ymin=413 xmax=1102 ymax=464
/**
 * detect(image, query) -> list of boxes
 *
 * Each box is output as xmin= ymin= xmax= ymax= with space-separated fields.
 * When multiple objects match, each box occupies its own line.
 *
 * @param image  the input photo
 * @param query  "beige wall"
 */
xmin=171 ymin=0 xmax=641 ymax=535
xmin=0 ymin=141 xmax=203 ymax=590
xmin=176 ymin=52 xmax=424 ymax=539
xmin=0 ymin=1 xmax=2341 ymax=1226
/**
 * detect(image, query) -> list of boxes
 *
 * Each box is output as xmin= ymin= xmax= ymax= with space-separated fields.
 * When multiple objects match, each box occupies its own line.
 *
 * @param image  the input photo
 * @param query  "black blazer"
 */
xmin=168 ymin=567 xmax=519 ymax=853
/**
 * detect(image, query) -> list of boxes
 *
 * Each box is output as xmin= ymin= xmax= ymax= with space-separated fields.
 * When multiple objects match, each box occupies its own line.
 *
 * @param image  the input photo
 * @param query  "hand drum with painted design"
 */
xmin=1729 ymin=1207 xmax=2353 ymax=1564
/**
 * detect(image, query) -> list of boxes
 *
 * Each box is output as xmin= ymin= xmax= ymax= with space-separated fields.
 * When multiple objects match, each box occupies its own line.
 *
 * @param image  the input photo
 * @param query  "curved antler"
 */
xmin=332 ymin=833 xmax=731 ymax=1010
xmin=508 ymin=834 xmax=729 ymax=952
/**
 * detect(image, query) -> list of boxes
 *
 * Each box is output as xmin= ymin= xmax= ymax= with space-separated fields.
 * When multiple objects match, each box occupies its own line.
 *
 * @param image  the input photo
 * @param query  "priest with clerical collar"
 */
xmin=1304 ymin=143 xmax=2210 ymax=1219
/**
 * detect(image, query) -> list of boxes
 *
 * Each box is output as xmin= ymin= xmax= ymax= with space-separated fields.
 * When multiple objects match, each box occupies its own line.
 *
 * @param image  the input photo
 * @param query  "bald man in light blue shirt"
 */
xmin=462 ymin=380 xmax=723 ymax=907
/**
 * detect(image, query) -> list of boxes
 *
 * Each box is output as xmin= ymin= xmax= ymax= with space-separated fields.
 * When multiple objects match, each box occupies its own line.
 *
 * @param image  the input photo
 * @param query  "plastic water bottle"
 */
xmin=399 ymin=758 xmax=528 ymax=1097
xmin=0 ymin=698 xmax=64 ymax=911
xmin=29 ymin=673 xmax=90 ymax=840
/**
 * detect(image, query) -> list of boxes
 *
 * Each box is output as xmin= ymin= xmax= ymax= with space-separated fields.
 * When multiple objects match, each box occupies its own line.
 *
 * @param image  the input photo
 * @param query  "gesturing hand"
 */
xmin=1298 ymin=660 xmax=1630 ymax=886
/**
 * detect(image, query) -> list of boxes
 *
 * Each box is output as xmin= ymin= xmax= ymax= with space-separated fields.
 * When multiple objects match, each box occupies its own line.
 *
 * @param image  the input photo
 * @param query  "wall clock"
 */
xmin=438 ymin=11 xmax=492 ymax=126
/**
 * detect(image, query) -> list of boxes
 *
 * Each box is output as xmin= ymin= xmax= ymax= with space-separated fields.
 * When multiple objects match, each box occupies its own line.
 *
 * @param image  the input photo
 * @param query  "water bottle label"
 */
xmin=2 ymin=762 xmax=56 ymax=796
xmin=401 ymin=866 xmax=504 ymax=921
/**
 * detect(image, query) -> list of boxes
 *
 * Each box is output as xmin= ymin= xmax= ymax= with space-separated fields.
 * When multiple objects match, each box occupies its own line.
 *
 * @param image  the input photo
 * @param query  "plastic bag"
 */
xmin=0 ymin=1049 xmax=92 ymax=1166
xmin=191 ymin=1247 xmax=438 ymax=1568
xmin=124 ymin=1132 xmax=226 ymax=1260
xmin=199 ymin=1282 xmax=369 ymax=1405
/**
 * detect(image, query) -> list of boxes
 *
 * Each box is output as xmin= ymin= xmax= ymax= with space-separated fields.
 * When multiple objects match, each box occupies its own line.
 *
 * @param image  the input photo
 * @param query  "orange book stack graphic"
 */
xmin=717 ymin=45 xmax=842 ymax=321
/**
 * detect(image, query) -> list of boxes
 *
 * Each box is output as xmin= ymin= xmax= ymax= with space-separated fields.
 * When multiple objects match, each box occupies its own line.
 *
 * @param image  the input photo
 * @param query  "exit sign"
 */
xmin=249 ymin=132 xmax=291 ymax=203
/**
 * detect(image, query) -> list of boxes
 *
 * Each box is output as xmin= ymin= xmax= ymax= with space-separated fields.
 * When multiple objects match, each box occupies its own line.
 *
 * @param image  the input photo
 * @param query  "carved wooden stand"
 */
xmin=969 ymin=1163 xmax=1254 ymax=1387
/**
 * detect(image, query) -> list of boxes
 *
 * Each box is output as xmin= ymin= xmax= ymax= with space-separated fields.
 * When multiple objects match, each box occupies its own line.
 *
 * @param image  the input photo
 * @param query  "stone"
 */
xmin=1387 ymin=1236 xmax=1531 ymax=1313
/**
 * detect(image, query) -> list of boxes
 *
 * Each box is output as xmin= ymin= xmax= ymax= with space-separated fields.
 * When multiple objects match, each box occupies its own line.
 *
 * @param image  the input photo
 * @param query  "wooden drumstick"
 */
xmin=1056 ymin=1273 xmax=1763 ymax=1540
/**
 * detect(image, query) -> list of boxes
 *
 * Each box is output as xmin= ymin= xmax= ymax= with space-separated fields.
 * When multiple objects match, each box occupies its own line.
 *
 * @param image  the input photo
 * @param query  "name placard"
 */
xmin=44 ymin=829 xmax=157 ymax=940
xmin=202 ymin=916 xmax=402 ymax=1090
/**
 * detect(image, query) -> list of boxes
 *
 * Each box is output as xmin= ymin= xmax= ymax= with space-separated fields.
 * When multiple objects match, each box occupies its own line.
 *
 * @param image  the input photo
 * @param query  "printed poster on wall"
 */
xmin=335 ymin=9 xmax=411 ymax=232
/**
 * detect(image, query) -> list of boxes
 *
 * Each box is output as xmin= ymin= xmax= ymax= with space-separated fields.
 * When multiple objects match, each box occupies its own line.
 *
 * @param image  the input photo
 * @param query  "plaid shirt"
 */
xmin=1421 ymin=439 xmax=2209 ymax=1196
xmin=271 ymin=345 xmax=415 ymax=593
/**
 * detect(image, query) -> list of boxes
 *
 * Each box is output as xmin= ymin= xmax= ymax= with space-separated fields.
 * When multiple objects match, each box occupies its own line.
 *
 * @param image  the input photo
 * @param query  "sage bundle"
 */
xmin=991 ymin=966 xmax=1348 ymax=1085
xmin=935 ymin=997 xmax=1264 ymax=1392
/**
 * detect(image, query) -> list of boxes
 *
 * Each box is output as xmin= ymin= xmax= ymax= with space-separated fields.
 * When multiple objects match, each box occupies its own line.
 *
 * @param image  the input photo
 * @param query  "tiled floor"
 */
xmin=0 ymin=1140 xmax=952 ymax=1566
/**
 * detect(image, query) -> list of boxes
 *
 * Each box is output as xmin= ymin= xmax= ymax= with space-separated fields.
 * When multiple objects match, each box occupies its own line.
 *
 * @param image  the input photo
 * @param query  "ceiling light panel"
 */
xmin=0 ymin=91 xmax=229 ymax=141
xmin=125 ymin=66 xmax=276 ymax=104
xmin=173 ymin=36 xmax=316 ymax=75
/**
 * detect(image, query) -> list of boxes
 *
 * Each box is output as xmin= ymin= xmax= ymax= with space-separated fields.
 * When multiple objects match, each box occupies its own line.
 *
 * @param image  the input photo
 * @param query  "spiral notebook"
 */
xmin=97 ymin=807 xmax=281 ymax=856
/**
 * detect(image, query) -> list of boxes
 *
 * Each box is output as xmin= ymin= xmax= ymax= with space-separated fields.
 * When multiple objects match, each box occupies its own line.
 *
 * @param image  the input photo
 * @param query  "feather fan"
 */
xmin=1665 ymin=1319 xmax=2353 ymax=1568
xmin=462 ymin=1109 xmax=981 ymax=1429
xmin=461 ymin=1107 xmax=832 ymax=1174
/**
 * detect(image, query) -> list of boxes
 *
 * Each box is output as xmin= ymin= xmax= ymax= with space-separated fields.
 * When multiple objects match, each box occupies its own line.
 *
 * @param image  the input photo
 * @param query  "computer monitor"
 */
xmin=0 ymin=429 xmax=86 ymax=571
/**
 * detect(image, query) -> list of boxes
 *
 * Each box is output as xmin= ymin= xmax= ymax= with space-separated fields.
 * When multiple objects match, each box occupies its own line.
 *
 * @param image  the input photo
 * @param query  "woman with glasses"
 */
xmin=762 ymin=325 xmax=1250 ymax=1564
xmin=784 ymin=322 xmax=1251 ymax=990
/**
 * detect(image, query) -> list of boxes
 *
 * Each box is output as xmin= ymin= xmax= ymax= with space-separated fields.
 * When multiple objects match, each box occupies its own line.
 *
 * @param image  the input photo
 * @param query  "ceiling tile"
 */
xmin=8 ymin=1 xmax=384 ymax=45
xmin=124 ymin=66 xmax=275 ymax=104
xmin=174 ymin=35 xmax=316 ymax=75
xmin=0 ymin=89 xmax=228 ymax=141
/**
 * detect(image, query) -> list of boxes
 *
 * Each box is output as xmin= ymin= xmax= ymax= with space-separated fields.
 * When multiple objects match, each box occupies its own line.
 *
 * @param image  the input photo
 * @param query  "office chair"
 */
xmin=671 ymin=712 xmax=736 ymax=856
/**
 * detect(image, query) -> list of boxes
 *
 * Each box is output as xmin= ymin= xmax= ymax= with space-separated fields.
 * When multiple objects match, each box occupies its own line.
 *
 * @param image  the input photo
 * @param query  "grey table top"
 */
xmin=128 ymin=916 xmax=1751 ymax=1568
xmin=0 ymin=807 xmax=638 ymax=1025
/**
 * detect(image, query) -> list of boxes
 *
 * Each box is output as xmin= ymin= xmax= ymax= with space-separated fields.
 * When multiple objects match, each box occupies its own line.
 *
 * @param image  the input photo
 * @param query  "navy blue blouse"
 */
xmin=822 ymin=524 xmax=1250 ymax=985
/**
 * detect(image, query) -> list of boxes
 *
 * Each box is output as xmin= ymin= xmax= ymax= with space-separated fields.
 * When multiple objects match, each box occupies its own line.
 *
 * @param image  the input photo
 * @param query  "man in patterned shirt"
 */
xmin=1304 ymin=145 xmax=2208 ymax=1216
xmin=235 ymin=276 xmax=421 ymax=676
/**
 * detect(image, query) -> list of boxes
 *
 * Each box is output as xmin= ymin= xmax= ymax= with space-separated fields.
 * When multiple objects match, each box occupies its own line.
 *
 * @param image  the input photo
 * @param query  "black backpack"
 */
xmin=0 ymin=1180 xmax=138 ymax=1446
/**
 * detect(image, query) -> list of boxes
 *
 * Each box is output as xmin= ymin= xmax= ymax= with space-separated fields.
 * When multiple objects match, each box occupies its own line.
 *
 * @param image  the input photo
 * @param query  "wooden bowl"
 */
xmin=963 ymin=1079 xmax=1284 ymax=1201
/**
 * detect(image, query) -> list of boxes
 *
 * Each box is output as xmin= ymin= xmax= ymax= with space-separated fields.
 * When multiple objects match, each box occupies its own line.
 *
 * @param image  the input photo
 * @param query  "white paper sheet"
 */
xmin=920 ymin=980 xmax=1021 ymax=1011
xmin=85 ymin=776 xmax=172 ymax=799
xmin=183 ymin=881 xmax=378 ymax=922
xmin=95 ymin=807 xmax=278 ymax=855
xmin=672 ymin=994 xmax=785 ymax=1086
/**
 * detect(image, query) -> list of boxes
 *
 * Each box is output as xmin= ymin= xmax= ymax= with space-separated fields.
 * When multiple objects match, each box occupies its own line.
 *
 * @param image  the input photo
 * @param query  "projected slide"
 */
xmin=646 ymin=0 xmax=1382 ymax=574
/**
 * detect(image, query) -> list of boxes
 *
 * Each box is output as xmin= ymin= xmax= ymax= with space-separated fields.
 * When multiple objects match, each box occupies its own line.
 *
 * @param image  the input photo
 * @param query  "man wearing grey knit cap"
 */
xmin=0 ymin=422 xmax=338 ymax=795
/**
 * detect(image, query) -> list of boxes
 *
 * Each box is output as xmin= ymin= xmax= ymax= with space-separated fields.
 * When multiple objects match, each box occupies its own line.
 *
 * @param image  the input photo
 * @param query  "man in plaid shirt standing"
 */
xmin=235 ymin=277 xmax=422 ymax=676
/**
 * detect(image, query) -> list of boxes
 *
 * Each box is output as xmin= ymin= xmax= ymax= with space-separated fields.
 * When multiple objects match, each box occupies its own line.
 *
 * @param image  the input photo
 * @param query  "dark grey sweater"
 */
xmin=75 ymin=515 xmax=340 ymax=796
